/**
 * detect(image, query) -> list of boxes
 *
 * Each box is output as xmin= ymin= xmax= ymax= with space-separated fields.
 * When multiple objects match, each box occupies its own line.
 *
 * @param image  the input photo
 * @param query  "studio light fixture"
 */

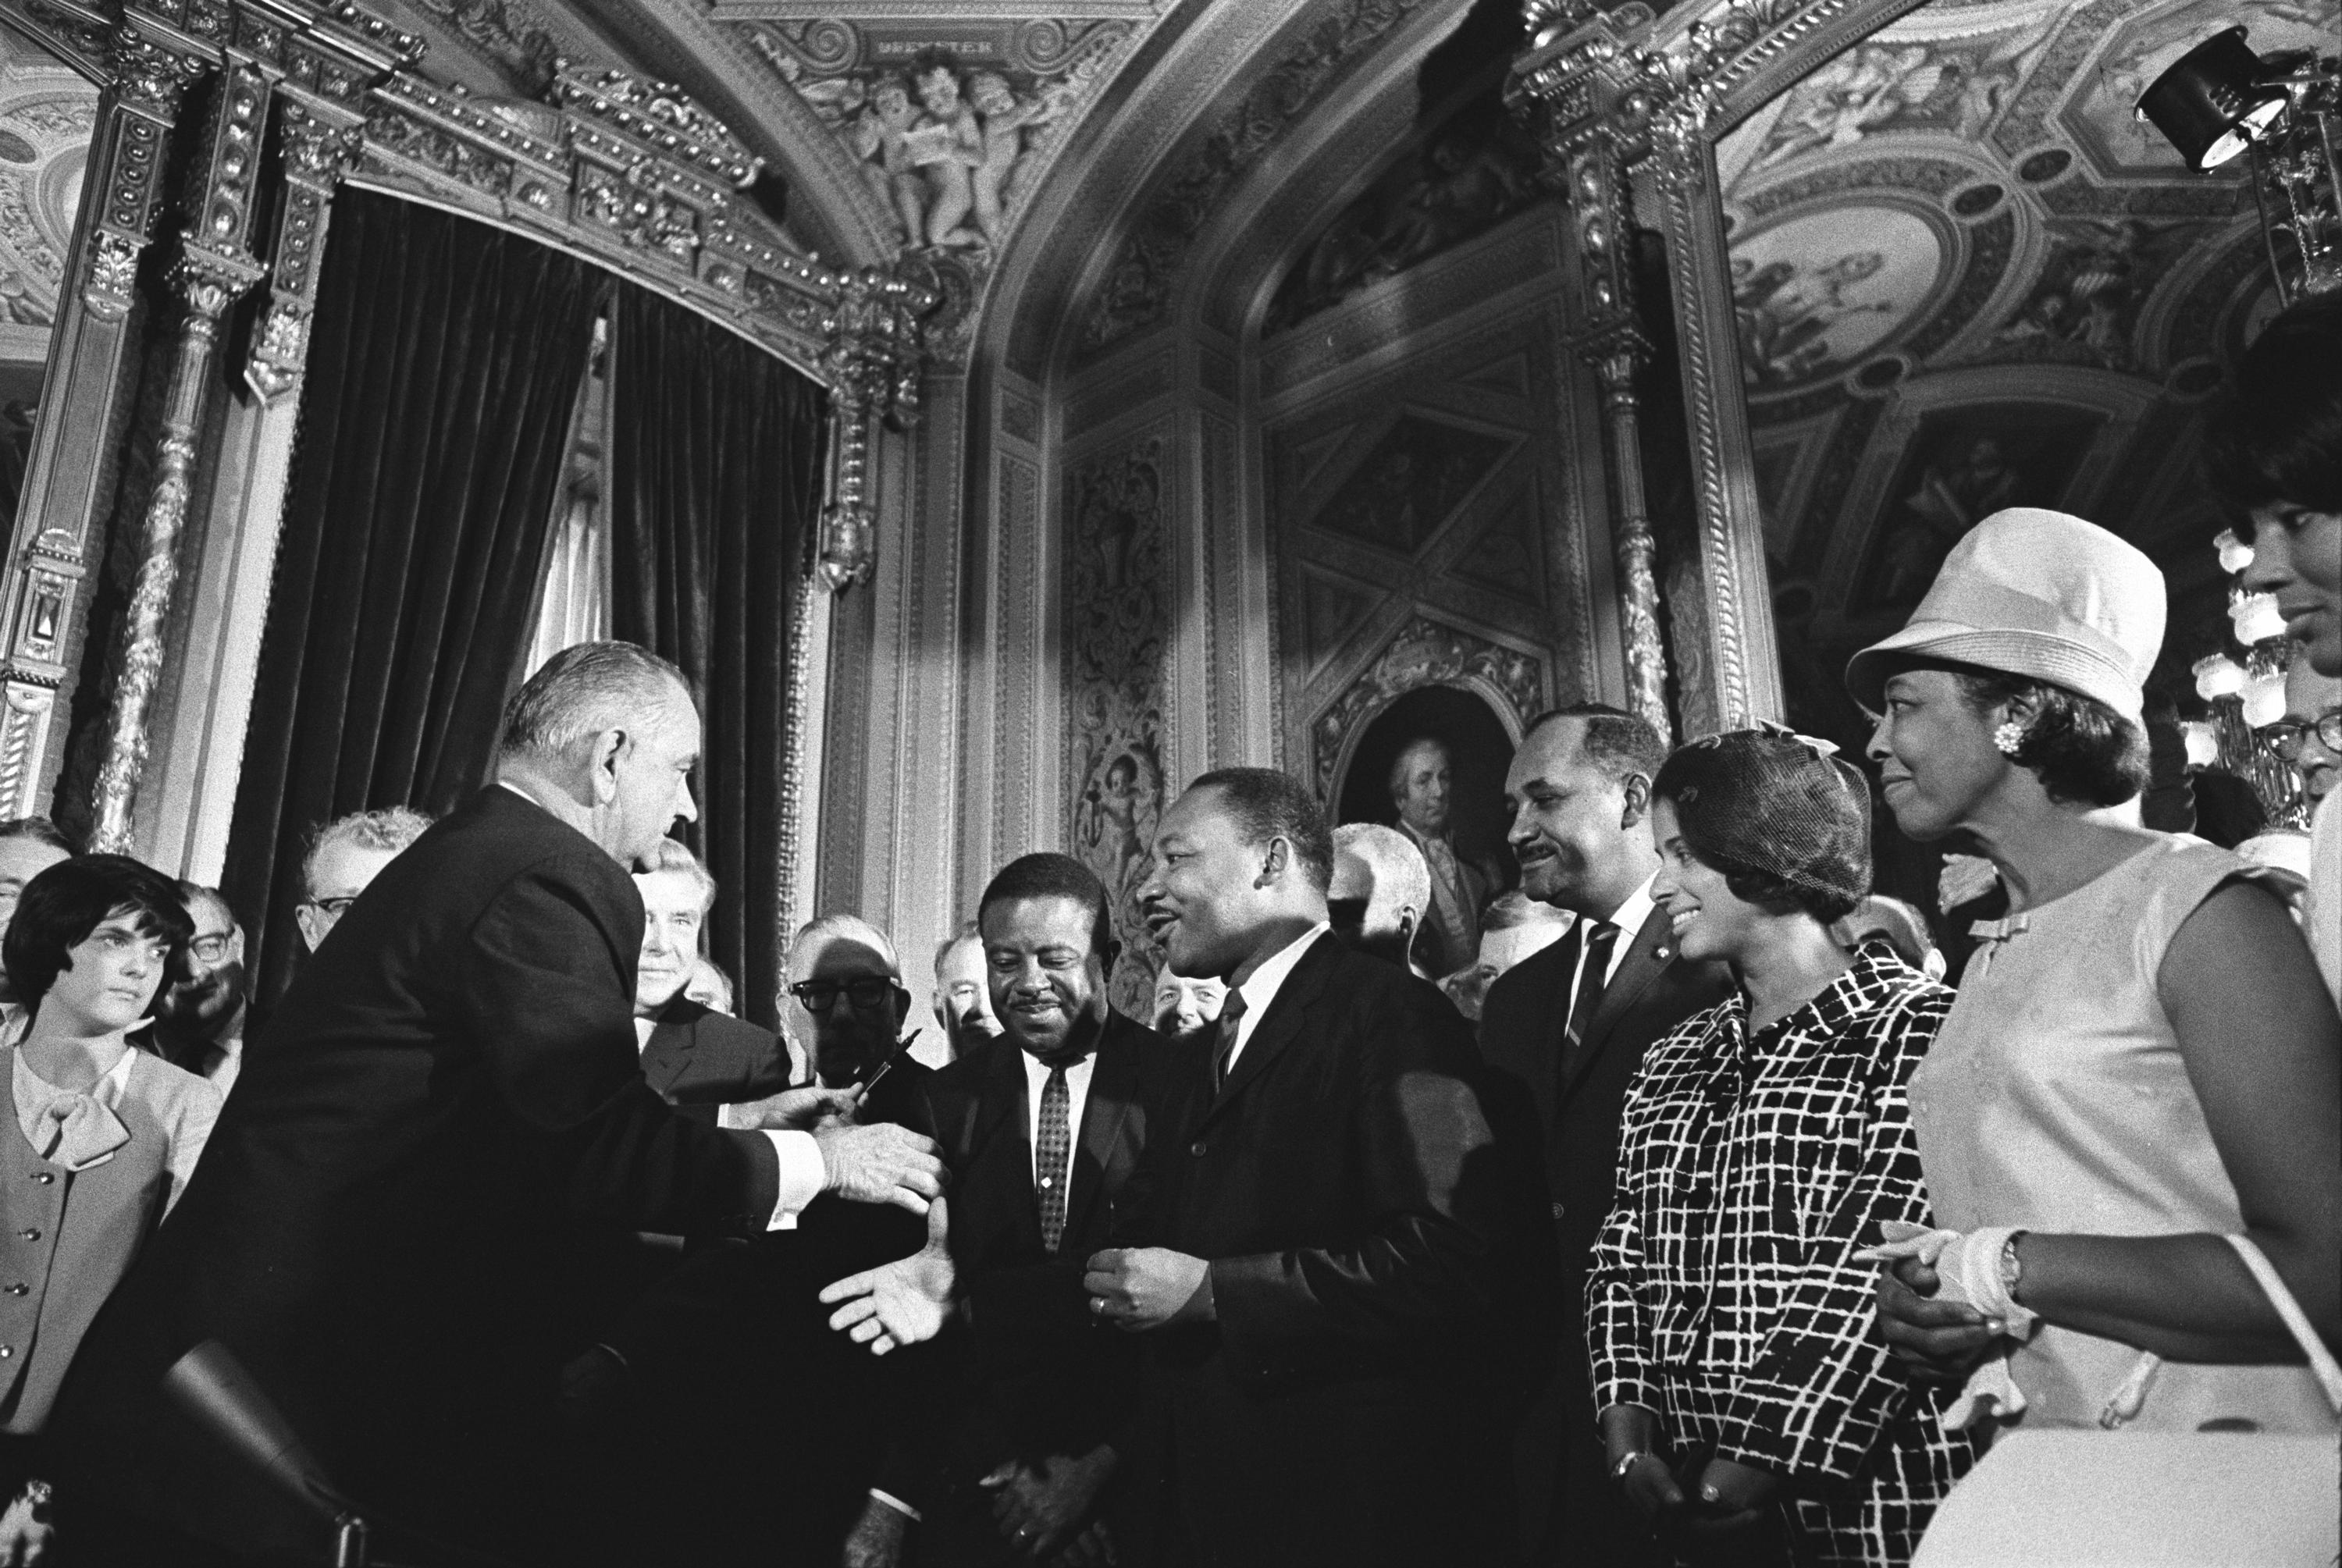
xmin=2138 ymin=27 xmax=2340 ymax=305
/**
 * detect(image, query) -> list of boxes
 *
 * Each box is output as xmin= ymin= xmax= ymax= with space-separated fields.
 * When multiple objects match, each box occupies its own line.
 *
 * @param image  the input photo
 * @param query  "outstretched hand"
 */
xmin=820 ymin=1195 xmax=956 ymax=1354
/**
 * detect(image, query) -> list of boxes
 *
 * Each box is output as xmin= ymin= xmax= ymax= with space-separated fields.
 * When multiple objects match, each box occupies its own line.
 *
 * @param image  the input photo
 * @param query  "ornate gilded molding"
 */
xmin=1312 ymin=617 xmax=1544 ymax=803
xmin=0 ymin=0 xmax=938 ymax=839
xmin=1508 ymin=0 xmax=1820 ymax=731
xmin=246 ymin=98 xmax=359 ymax=400
xmin=814 ymin=262 xmax=931 ymax=592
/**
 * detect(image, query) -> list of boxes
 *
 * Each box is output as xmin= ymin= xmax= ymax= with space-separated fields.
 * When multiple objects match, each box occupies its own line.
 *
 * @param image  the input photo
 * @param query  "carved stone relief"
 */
xmin=1063 ymin=432 xmax=1168 ymax=1018
xmin=739 ymin=19 xmax=1136 ymax=255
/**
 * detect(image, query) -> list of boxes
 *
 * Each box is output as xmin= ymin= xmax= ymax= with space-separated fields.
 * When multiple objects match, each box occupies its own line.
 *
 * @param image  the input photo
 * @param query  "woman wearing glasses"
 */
xmin=0 ymin=856 xmax=220 ymax=1564
xmin=2210 ymin=289 xmax=2342 ymax=1003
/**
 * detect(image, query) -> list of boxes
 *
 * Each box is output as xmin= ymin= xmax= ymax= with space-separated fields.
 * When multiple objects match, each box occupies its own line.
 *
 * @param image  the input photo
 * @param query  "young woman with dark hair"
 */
xmin=1591 ymin=727 xmax=1974 ymax=1566
xmin=2208 ymin=289 xmax=2342 ymax=999
xmin=0 ymin=855 xmax=220 ymax=1563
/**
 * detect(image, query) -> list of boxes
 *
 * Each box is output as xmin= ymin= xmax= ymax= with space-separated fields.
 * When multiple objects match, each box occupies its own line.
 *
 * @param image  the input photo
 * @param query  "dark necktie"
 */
xmin=1563 ymin=920 xmax=1622 ymax=1068
xmin=1037 ymin=1061 xmax=1073 ymax=1254
xmin=1212 ymin=990 xmax=1250 ymax=1093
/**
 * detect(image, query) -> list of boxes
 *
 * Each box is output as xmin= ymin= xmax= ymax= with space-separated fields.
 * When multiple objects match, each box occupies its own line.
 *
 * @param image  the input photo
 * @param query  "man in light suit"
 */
xmin=1084 ymin=768 xmax=1515 ymax=1568
xmin=52 ymin=642 xmax=946 ymax=1564
xmin=1478 ymin=704 xmax=1733 ymax=1567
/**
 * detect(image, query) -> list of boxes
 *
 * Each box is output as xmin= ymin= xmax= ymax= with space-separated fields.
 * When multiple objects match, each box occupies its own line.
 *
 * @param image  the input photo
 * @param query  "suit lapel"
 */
xmin=1064 ymin=1016 xmax=1136 ymax=1245
xmin=1196 ymin=933 xmax=1336 ymax=1130
xmin=1557 ymin=906 xmax=1675 ymax=1103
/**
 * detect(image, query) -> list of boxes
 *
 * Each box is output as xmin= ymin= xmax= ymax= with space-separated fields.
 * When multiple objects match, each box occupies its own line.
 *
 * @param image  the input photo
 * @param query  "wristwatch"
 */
xmin=1999 ymin=1230 xmax=2027 ymax=1303
xmin=1611 ymin=1450 xmax=1650 ymax=1484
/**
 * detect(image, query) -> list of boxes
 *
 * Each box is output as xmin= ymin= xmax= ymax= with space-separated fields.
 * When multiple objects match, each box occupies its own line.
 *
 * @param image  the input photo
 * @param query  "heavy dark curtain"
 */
xmin=226 ymin=189 xmax=603 ymax=1011
xmin=606 ymin=283 xmax=828 ymax=1031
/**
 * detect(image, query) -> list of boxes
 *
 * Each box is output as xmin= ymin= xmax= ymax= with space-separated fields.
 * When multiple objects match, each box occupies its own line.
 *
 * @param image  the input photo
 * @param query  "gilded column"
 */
xmin=86 ymin=56 xmax=269 ymax=853
xmin=1571 ymin=135 xmax=1672 ymax=745
xmin=0 ymin=26 xmax=205 ymax=817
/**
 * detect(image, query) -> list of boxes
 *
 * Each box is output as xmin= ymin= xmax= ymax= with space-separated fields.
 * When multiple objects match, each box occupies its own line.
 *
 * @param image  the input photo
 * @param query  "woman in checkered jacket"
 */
xmin=1589 ymin=728 xmax=1974 ymax=1567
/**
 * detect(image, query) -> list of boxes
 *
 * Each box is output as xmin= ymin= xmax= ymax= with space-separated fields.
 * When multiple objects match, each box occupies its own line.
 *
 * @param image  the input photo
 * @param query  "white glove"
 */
xmin=1859 ymin=1221 xmax=2035 ymax=1429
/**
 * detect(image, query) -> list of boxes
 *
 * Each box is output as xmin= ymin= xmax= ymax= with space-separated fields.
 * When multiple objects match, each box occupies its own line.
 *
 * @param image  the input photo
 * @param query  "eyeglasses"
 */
xmin=2265 ymin=713 xmax=2342 ymax=762
xmin=190 ymin=934 xmax=234 ymax=964
xmin=305 ymin=895 xmax=359 ymax=918
xmin=790 ymin=976 xmax=901 ymax=1012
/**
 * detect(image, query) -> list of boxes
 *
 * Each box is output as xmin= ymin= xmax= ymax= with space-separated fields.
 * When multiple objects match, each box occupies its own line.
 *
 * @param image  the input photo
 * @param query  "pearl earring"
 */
xmin=1993 ymin=720 xmax=2025 ymax=756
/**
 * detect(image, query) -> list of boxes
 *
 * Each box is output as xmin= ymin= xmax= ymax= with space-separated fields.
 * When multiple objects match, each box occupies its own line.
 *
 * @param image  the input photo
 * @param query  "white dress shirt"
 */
xmin=1021 ymin=1046 xmax=1098 ymax=1188
xmin=498 ymin=780 xmax=820 ymax=1232
xmin=1221 ymin=923 xmax=1332 ymax=1076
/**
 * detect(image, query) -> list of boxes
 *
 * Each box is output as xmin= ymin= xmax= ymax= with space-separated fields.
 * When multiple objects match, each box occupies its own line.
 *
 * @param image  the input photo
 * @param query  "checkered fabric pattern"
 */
xmin=1588 ymin=943 xmax=1977 ymax=1567
xmin=1036 ymin=1062 xmax=1071 ymax=1254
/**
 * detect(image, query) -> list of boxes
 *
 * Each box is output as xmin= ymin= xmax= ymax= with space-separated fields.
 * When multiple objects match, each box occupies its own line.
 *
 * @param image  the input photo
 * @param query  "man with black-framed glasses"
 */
xmin=293 ymin=805 xmax=434 ymax=955
xmin=150 ymin=882 xmax=248 ymax=1096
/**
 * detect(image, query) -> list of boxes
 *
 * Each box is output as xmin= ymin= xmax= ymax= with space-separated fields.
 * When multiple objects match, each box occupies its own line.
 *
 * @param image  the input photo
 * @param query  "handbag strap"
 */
xmin=2223 ymin=1232 xmax=2342 ymax=1415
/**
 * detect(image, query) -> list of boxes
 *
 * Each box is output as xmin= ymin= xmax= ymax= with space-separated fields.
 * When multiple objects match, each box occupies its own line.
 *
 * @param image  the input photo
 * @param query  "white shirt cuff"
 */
xmin=868 ymin=1488 xmax=921 ymax=1522
xmin=763 ymin=1129 xmax=825 ymax=1231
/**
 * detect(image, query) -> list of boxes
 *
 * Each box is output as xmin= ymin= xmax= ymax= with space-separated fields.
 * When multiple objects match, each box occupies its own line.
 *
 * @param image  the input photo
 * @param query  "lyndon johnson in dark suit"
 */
xmin=51 ymin=642 xmax=946 ymax=1564
xmin=913 ymin=853 xmax=1203 ymax=1567
xmin=1479 ymin=706 xmax=1733 ymax=1567
xmin=1084 ymin=768 xmax=1515 ymax=1568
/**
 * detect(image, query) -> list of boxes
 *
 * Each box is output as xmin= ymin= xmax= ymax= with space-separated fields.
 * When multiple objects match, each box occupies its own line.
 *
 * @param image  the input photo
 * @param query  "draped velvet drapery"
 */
xmin=225 ymin=189 xmax=604 ymax=1011
xmin=606 ymin=283 xmax=828 ymax=1031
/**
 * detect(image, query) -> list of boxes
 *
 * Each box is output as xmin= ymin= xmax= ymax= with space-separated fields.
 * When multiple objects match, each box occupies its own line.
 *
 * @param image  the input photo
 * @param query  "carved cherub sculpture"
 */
xmin=966 ymin=70 xmax=1048 ymax=247
xmin=847 ymin=78 xmax=927 ymax=250
xmin=908 ymin=62 xmax=984 ymax=249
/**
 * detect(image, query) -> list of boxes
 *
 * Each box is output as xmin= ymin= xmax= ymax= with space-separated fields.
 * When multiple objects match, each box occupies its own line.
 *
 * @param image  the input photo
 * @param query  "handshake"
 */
xmin=729 ymin=1083 xmax=957 ymax=1357
xmin=727 ymin=1083 xmax=945 ymax=1214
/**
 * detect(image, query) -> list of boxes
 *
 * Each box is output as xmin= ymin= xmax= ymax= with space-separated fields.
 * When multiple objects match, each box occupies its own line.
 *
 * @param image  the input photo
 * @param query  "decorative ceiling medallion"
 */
xmin=1731 ymin=203 xmax=1952 ymax=393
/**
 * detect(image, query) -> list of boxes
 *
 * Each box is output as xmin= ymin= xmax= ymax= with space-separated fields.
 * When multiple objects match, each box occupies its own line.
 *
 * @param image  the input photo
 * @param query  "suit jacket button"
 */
xmin=0 ymin=1345 xmax=13 ymax=1358
xmin=2 ymin=1285 xmax=23 ymax=1296
xmin=1189 ymin=1141 xmax=1206 ymax=1157
xmin=30 ymin=1174 xmax=51 ymax=1185
xmin=16 ymin=1230 xmax=35 ymax=1243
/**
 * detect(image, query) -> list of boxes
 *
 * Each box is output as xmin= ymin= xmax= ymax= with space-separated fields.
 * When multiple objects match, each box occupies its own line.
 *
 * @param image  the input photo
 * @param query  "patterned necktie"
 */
xmin=1037 ymin=1061 xmax=1073 ymax=1254
xmin=1563 ymin=921 xmax=1621 ymax=1066
xmin=1212 ymin=989 xmax=1250 ymax=1093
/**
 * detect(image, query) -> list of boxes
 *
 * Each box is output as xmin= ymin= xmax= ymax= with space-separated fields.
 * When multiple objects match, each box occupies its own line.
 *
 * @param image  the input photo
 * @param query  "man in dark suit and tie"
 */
xmin=50 ymin=642 xmax=946 ymax=1563
xmin=1479 ymin=704 xmax=1733 ymax=1566
xmin=909 ymin=854 xmax=1202 ymax=1568
xmin=1082 ymin=767 xmax=1514 ymax=1568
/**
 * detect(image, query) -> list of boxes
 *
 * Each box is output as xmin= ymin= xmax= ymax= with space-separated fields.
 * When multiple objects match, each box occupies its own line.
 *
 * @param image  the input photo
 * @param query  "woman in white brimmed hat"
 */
xmin=1848 ymin=507 xmax=2340 ymax=1443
